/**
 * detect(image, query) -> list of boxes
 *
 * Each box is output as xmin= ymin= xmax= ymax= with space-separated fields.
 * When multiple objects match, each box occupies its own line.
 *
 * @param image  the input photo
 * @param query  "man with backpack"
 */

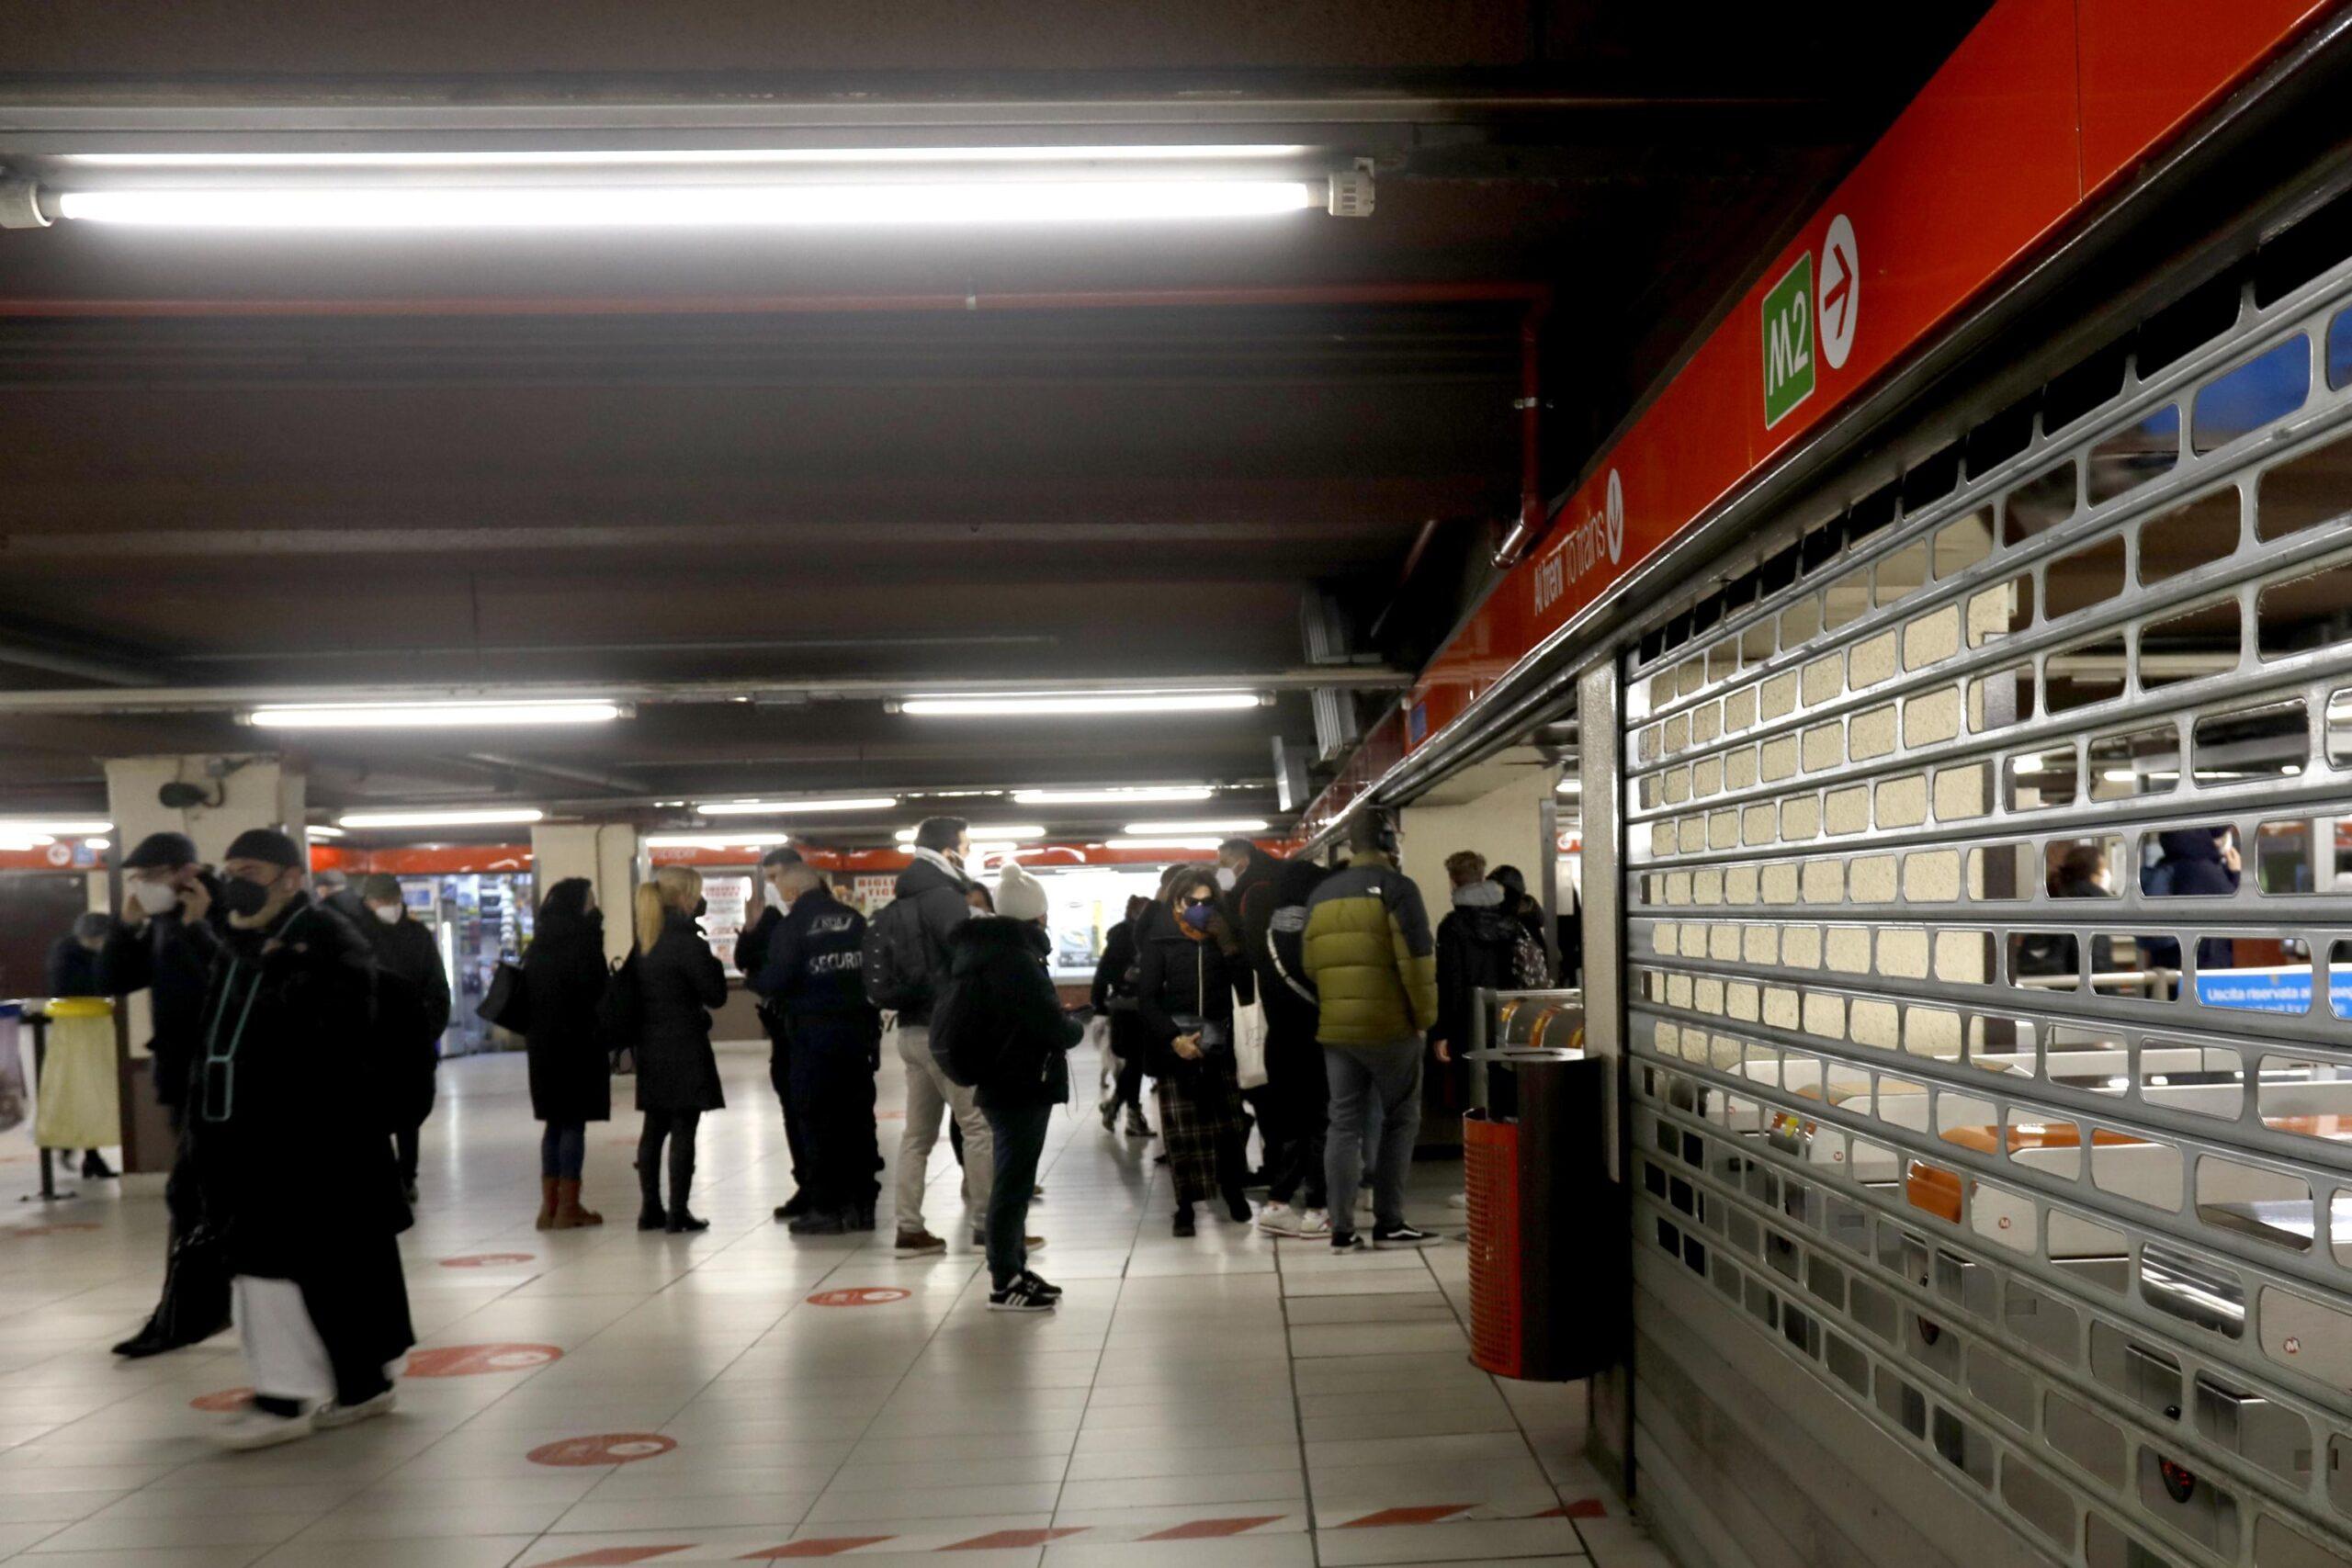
xmin=929 ymin=862 xmax=1079 ymax=1311
xmin=751 ymin=863 xmax=882 ymax=1235
xmin=863 ymin=816 xmax=995 ymax=1256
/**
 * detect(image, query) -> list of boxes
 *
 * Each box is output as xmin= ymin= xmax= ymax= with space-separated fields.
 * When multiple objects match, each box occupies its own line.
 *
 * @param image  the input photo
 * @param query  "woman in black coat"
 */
xmin=1089 ymin=895 xmax=1154 ymax=1137
xmin=1135 ymin=865 xmax=1255 ymax=1236
xmin=524 ymin=878 xmax=610 ymax=1230
xmin=632 ymin=865 xmax=729 ymax=1233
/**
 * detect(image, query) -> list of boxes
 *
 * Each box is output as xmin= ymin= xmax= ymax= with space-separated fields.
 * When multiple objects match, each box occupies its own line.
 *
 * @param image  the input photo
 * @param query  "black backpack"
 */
xmin=861 ymin=896 xmax=934 ymax=1012
xmin=364 ymin=964 xmax=439 ymax=1131
xmin=595 ymin=951 xmax=645 ymax=1068
xmin=927 ymin=965 xmax=1019 ymax=1089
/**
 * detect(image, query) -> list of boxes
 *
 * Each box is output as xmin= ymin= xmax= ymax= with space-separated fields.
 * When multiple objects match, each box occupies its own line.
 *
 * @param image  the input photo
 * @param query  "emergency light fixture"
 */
xmin=899 ymin=692 xmax=1261 ymax=718
xmin=1118 ymin=818 xmax=1270 ymax=836
xmin=338 ymin=807 xmax=548 ymax=829
xmin=1012 ymin=785 xmax=1215 ymax=805
xmin=695 ymin=796 xmax=897 ymax=816
xmin=251 ymin=700 xmax=623 ymax=729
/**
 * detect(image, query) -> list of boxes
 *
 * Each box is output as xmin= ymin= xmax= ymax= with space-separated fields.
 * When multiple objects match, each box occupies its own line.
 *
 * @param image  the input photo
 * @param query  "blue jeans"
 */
xmin=1323 ymin=1039 xmax=1422 ymax=1235
xmin=539 ymin=1122 xmax=584 ymax=1180
xmin=983 ymin=1100 xmax=1052 ymax=1291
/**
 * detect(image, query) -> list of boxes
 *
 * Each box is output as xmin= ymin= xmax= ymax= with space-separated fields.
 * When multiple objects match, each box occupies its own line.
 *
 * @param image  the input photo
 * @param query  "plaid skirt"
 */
xmin=1158 ymin=1054 xmax=1247 ymax=1205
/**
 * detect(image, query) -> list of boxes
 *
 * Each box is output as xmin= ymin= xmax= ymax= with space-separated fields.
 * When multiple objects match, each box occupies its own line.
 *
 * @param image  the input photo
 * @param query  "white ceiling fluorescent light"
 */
xmin=1011 ymin=785 xmax=1216 ymax=805
xmin=1104 ymin=836 xmax=1225 ymax=851
xmin=251 ymin=700 xmax=622 ymax=729
xmin=645 ymin=831 xmax=793 ymax=850
xmin=899 ymin=692 xmax=1261 ymax=718
xmin=695 ymin=796 xmax=896 ymax=816
xmin=338 ymin=807 xmax=547 ymax=829
xmin=0 ymin=818 xmax=112 ymax=837
xmin=892 ymin=825 xmax=1046 ymax=843
xmin=1118 ymin=818 xmax=1269 ymax=836
xmin=306 ymin=825 xmax=346 ymax=840
xmin=57 ymin=145 xmax=1317 ymax=169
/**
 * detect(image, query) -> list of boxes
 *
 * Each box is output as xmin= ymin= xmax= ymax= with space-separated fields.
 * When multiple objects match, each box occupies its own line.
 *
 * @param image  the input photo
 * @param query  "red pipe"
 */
xmin=1494 ymin=300 xmax=1549 ymax=568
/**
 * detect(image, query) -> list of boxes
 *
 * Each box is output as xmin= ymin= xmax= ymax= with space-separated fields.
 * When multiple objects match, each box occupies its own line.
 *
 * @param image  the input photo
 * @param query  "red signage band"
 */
xmin=1306 ymin=0 xmax=2337 ymax=839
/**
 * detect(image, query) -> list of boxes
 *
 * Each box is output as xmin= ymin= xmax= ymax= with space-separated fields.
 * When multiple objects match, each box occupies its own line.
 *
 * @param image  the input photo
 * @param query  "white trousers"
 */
xmin=233 ymin=1275 xmax=334 ymax=1407
xmin=893 ymin=1024 xmax=992 ymax=1234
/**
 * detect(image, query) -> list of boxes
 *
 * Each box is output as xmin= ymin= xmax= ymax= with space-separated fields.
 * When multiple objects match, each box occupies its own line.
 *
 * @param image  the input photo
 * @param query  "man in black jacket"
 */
xmin=1431 ymin=851 xmax=1521 ymax=1073
xmin=933 ymin=862 xmax=1078 ymax=1312
xmin=357 ymin=874 xmax=451 ymax=1204
xmin=734 ymin=846 xmax=814 ymax=1218
xmin=751 ymin=863 xmax=882 ymax=1235
xmin=182 ymin=829 xmax=414 ymax=1450
xmin=886 ymin=817 xmax=992 ymax=1256
xmin=98 ymin=830 xmax=233 ymax=1359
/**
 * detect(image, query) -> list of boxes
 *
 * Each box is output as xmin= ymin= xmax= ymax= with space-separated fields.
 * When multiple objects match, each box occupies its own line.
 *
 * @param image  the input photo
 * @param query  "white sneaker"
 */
xmin=1255 ymin=1201 xmax=1301 ymax=1237
xmin=1294 ymin=1208 xmax=1333 ymax=1239
xmin=313 ymin=1389 xmax=397 ymax=1429
xmin=1447 ymin=1192 xmax=1470 ymax=1211
xmin=212 ymin=1404 xmax=315 ymax=1450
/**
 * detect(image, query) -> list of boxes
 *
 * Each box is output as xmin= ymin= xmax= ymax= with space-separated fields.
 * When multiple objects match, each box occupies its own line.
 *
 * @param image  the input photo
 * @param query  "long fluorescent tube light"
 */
xmin=894 ymin=825 xmax=1046 ymax=842
xmin=62 ymin=145 xmax=1314 ymax=168
xmin=1012 ymin=785 xmax=1215 ymax=805
xmin=58 ymin=181 xmax=1321 ymax=229
xmin=695 ymin=796 xmax=896 ymax=816
xmin=900 ymin=692 xmax=1260 ymax=717
xmin=252 ymin=700 xmax=622 ymax=729
xmin=1120 ymin=818 xmax=1269 ymax=836
xmin=339 ymin=807 xmax=547 ymax=829
xmin=646 ymin=832 xmax=793 ymax=850
xmin=306 ymin=826 xmax=346 ymax=840
xmin=1105 ymin=837 xmax=1225 ymax=850
xmin=0 ymin=818 xmax=112 ymax=836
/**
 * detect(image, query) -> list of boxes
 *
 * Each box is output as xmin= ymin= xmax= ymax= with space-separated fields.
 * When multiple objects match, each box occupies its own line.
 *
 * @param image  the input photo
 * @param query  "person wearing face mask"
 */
xmin=356 ymin=874 xmax=450 ymax=1206
xmin=524 ymin=878 xmax=610 ymax=1228
xmin=751 ymin=863 xmax=883 ymax=1235
xmin=99 ymin=831 xmax=233 ymax=1359
xmin=630 ymin=865 xmax=729 ymax=1232
xmin=1136 ymin=864 xmax=1255 ymax=1236
xmin=736 ymin=846 xmax=815 ymax=1220
xmin=177 ymin=829 xmax=415 ymax=1450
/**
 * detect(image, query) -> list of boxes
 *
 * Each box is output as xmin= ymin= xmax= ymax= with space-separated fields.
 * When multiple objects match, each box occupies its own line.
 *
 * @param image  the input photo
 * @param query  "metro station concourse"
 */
xmin=1 ymin=4 xmax=2351 ymax=1566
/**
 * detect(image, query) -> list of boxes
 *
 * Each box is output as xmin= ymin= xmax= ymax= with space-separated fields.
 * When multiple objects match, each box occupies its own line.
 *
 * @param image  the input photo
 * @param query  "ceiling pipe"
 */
xmin=1490 ymin=298 xmax=1550 ymax=568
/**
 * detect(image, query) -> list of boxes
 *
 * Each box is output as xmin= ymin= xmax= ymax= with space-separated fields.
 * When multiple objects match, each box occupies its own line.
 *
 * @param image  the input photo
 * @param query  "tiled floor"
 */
xmin=0 ymin=1038 xmax=1669 ymax=1568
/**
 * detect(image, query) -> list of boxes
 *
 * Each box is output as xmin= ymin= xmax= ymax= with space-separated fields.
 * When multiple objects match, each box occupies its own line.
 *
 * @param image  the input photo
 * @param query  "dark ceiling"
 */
xmin=0 ymin=0 xmax=1989 ymax=844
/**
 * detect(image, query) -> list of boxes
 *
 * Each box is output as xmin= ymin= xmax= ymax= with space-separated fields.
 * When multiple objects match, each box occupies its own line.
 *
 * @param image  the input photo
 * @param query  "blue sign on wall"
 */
xmin=2192 ymin=965 xmax=2352 ymax=1016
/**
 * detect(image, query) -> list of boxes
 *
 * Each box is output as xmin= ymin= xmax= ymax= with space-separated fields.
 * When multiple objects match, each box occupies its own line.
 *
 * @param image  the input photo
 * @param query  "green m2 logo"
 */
xmin=1761 ymin=251 xmax=1815 ymax=428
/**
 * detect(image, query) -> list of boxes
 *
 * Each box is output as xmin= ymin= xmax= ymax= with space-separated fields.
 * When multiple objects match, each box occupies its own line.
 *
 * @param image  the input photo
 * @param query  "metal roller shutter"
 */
xmin=1623 ymin=254 xmax=2352 ymax=1564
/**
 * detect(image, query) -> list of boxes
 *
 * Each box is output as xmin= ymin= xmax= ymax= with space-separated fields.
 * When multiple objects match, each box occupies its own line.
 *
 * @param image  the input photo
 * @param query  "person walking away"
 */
xmin=524 ymin=878 xmax=610 ymax=1229
xmin=751 ymin=863 xmax=883 ymax=1234
xmin=933 ymin=862 xmax=1077 ymax=1310
xmin=179 ymin=829 xmax=414 ymax=1449
xmin=630 ymin=866 xmax=728 ymax=1233
xmin=356 ymin=875 xmax=449 ymax=1205
xmin=1136 ymin=866 xmax=1255 ymax=1236
xmin=1090 ymin=895 xmax=1153 ymax=1137
xmin=1430 ymin=851 xmax=1521 ymax=1119
xmin=1306 ymin=810 xmax=1441 ymax=1251
xmin=865 ymin=817 xmax=996 ymax=1256
xmin=1250 ymin=856 xmax=1332 ymax=1236
xmin=311 ymin=868 xmax=369 ymax=929
xmin=1214 ymin=839 xmax=1285 ymax=1182
xmin=735 ymin=846 xmax=815 ymax=1220
xmin=1488 ymin=865 xmax=1555 ymax=987
xmin=99 ymin=832 xmax=232 ymax=1359
xmin=44 ymin=912 xmax=120 ymax=1179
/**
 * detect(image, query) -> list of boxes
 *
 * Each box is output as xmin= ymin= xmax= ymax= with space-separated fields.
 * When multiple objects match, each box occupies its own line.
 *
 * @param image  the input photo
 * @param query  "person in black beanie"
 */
xmin=180 ymin=828 xmax=415 ymax=1449
xmin=99 ymin=830 xmax=232 ymax=1359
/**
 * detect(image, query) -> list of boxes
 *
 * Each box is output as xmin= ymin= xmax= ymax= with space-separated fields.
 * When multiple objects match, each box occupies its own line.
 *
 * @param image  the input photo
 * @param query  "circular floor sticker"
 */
xmin=440 ymin=1253 xmax=536 ymax=1269
xmin=806 ymin=1287 xmax=910 ymax=1308
xmin=404 ymin=1343 xmax=563 ymax=1377
xmin=528 ymin=1432 xmax=677 ymax=1467
xmin=190 ymin=1386 xmax=254 ymax=1412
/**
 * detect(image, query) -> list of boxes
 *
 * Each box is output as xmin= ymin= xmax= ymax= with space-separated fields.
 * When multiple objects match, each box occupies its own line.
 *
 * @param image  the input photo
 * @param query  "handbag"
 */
xmin=1232 ymin=997 xmax=1269 ymax=1090
xmin=477 ymin=959 xmax=531 ymax=1032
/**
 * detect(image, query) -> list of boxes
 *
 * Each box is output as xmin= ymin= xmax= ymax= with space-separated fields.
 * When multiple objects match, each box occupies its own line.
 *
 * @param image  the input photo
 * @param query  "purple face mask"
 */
xmin=1182 ymin=900 xmax=1216 ymax=931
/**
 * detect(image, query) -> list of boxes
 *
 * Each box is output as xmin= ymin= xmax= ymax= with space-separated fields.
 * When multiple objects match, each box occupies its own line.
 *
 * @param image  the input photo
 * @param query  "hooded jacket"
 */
xmin=890 ymin=849 xmax=975 ymax=1025
xmin=935 ymin=916 xmax=1080 ymax=1110
xmin=1302 ymin=852 xmax=1438 ymax=1047
xmin=1434 ymin=880 xmax=1521 ymax=1049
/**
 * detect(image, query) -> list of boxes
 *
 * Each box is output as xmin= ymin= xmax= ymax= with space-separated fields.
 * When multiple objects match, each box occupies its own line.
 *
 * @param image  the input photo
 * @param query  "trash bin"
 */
xmin=1465 ymin=994 xmax=1621 ymax=1382
xmin=34 ymin=997 xmax=119 ymax=1152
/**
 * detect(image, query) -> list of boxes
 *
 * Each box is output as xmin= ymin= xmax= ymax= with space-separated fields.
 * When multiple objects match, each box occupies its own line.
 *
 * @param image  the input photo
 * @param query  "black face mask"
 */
xmin=693 ymin=897 xmax=708 ymax=919
xmin=220 ymin=877 xmax=276 ymax=918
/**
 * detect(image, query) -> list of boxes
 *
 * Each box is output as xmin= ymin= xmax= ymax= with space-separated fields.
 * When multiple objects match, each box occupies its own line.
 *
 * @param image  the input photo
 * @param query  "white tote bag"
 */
xmin=1231 ymin=997 xmax=1270 ymax=1090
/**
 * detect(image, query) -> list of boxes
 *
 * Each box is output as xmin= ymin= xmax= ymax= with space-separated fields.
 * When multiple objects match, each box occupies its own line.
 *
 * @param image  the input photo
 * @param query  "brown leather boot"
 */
xmin=535 ymin=1176 xmax=558 ymax=1231
xmin=553 ymin=1179 xmax=603 ymax=1228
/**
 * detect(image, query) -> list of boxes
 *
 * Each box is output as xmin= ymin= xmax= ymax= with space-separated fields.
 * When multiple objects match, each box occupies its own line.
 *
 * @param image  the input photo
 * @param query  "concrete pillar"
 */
xmin=101 ymin=753 xmax=306 ymax=1176
xmin=1396 ymin=762 xmax=1555 ymax=908
xmin=529 ymin=822 xmax=641 ymax=966
xmin=1576 ymin=657 xmax=1632 ymax=1495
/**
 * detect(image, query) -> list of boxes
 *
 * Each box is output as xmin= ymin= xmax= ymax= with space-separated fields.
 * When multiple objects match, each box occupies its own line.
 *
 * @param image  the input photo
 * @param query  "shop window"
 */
xmin=2192 ymin=334 xmax=2310 ymax=453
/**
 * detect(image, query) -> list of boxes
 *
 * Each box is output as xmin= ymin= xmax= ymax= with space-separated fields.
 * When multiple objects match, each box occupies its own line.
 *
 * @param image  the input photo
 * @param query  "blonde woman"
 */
xmin=630 ymin=866 xmax=729 ymax=1233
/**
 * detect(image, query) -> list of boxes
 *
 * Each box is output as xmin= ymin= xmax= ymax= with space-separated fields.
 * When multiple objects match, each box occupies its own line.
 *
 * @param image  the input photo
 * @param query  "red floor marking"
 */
xmin=537 ymin=1548 xmax=692 ymax=1567
xmin=529 ymin=1433 xmax=678 ymax=1466
xmin=940 ymin=1528 xmax=1087 ymax=1550
xmin=1 ymin=1222 xmax=99 ymax=1236
xmin=189 ymin=1387 xmax=255 ymax=1412
xmin=736 ymin=1539 xmax=895 ymax=1559
xmin=404 ymin=1342 xmax=563 ymax=1376
xmin=1562 ymin=1499 xmax=1608 ymax=1518
xmin=805 ymin=1287 xmax=910 ymax=1307
xmin=1139 ymin=1515 xmax=1287 ymax=1540
xmin=1339 ymin=1504 xmax=1475 ymax=1528
xmin=441 ymin=1252 xmax=536 ymax=1268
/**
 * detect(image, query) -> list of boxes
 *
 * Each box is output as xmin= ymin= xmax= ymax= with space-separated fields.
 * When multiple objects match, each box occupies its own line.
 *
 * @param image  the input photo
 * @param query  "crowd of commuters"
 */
xmin=32 ymin=803 xmax=1563 ymax=1421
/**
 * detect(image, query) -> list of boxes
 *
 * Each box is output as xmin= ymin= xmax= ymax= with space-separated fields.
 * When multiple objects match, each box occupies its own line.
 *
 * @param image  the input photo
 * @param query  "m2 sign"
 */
xmin=1760 ymin=251 xmax=1817 ymax=427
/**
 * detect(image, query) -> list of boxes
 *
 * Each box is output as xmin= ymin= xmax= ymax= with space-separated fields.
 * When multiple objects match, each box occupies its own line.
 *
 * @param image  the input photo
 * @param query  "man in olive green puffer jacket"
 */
xmin=1303 ymin=809 xmax=1441 ymax=1250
